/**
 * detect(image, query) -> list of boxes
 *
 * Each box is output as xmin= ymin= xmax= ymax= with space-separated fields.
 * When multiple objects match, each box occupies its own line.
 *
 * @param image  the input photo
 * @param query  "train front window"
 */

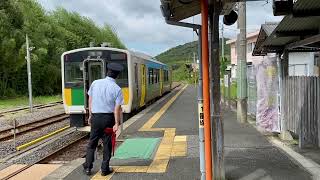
xmin=64 ymin=62 xmax=83 ymax=87
xmin=109 ymin=60 xmax=128 ymax=87
xmin=109 ymin=52 xmax=128 ymax=88
xmin=63 ymin=50 xmax=128 ymax=88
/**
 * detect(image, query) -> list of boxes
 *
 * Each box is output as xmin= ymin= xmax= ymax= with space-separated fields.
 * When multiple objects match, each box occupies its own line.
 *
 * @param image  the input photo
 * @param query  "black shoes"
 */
xmin=101 ymin=168 xmax=114 ymax=176
xmin=83 ymin=163 xmax=113 ymax=176
xmin=82 ymin=164 xmax=92 ymax=176
xmin=83 ymin=168 xmax=91 ymax=175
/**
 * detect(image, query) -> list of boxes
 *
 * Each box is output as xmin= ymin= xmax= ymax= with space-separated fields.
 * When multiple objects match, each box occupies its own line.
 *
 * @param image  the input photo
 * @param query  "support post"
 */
xmin=227 ymin=70 xmax=231 ymax=109
xmin=221 ymin=25 xmax=224 ymax=61
xmin=209 ymin=1 xmax=224 ymax=179
xmin=164 ymin=18 xmax=205 ymax=180
xmin=197 ymin=29 xmax=206 ymax=180
xmin=200 ymin=0 xmax=213 ymax=179
xmin=13 ymin=119 xmax=17 ymax=150
xmin=279 ymin=50 xmax=293 ymax=140
xmin=26 ymin=34 xmax=33 ymax=113
xmin=237 ymin=2 xmax=247 ymax=123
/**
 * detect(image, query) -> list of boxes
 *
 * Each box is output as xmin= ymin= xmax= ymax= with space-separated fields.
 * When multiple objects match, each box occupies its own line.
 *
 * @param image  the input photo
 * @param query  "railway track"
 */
xmin=0 ymin=113 xmax=69 ymax=141
xmin=40 ymin=136 xmax=89 ymax=164
xmin=0 ymin=101 xmax=63 ymax=117
xmin=1 ymin=129 xmax=88 ymax=180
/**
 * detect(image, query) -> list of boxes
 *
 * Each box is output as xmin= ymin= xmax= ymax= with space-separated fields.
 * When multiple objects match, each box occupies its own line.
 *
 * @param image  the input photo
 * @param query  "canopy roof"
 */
xmin=160 ymin=0 xmax=236 ymax=22
xmin=253 ymin=0 xmax=320 ymax=56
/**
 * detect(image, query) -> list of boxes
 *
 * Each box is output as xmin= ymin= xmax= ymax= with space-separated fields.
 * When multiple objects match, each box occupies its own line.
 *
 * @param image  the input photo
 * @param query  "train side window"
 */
xmin=155 ymin=69 xmax=160 ymax=84
xmin=154 ymin=69 xmax=157 ymax=84
xmin=163 ymin=70 xmax=168 ymax=82
xmin=134 ymin=63 xmax=138 ymax=84
xmin=148 ymin=68 xmax=153 ymax=84
xmin=151 ymin=69 xmax=155 ymax=84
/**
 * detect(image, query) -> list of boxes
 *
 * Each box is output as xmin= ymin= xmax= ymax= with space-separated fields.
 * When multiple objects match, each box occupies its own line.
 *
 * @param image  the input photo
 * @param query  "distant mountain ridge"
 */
xmin=155 ymin=39 xmax=230 ymax=69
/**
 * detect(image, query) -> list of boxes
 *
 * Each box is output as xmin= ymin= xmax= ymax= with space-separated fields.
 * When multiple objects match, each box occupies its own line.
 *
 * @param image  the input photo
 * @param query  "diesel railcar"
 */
xmin=61 ymin=47 xmax=172 ymax=127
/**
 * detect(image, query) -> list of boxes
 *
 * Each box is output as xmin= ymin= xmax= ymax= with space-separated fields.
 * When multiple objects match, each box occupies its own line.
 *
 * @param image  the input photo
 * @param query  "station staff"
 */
xmin=83 ymin=62 xmax=124 ymax=176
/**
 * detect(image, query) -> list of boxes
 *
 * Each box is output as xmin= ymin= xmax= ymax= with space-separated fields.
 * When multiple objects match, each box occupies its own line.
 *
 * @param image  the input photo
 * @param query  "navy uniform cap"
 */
xmin=107 ymin=63 xmax=124 ymax=72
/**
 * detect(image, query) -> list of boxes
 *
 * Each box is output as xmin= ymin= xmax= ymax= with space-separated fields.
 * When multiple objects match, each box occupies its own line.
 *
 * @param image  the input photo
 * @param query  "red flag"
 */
xmin=104 ymin=128 xmax=116 ymax=156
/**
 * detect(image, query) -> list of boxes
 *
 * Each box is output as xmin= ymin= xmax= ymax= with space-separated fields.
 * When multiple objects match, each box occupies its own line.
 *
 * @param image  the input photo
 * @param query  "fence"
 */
xmin=221 ymin=66 xmax=257 ymax=116
xmin=283 ymin=76 xmax=320 ymax=148
xmin=247 ymin=65 xmax=257 ymax=116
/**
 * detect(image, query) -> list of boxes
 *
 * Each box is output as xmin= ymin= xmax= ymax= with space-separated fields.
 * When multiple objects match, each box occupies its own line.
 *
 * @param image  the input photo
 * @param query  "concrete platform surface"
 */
xmin=44 ymin=85 xmax=312 ymax=180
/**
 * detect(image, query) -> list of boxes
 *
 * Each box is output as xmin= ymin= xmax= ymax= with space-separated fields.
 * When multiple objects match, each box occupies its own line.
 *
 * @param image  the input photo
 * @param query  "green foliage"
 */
xmin=221 ymin=81 xmax=237 ymax=100
xmin=220 ymin=56 xmax=231 ymax=76
xmin=156 ymin=40 xmax=230 ymax=67
xmin=0 ymin=95 xmax=61 ymax=110
xmin=172 ymin=65 xmax=197 ymax=84
xmin=0 ymin=0 xmax=125 ymax=98
xmin=156 ymin=39 xmax=231 ymax=82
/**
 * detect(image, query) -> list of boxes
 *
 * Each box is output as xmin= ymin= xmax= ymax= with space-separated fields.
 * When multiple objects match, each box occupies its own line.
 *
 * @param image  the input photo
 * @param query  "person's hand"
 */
xmin=88 ymin=115 xmax=92 ymax=126
xmin=113 ymin=123 xmax=119 ymax=132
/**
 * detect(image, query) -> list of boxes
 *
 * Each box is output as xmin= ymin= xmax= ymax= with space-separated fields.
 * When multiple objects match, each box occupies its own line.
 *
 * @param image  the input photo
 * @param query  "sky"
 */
xmin=37 ymin=0 xmax=283 ymax=56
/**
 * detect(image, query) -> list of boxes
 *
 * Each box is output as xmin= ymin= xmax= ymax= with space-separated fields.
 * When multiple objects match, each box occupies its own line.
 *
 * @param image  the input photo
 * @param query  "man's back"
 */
xmin=88 ymin=76 xmax=122 ymax=113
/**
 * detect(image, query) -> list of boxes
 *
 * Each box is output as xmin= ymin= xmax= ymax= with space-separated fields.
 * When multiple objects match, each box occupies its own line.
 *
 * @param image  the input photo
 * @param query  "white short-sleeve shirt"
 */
xmin=88 ymin=77 xmax=124 ymax=113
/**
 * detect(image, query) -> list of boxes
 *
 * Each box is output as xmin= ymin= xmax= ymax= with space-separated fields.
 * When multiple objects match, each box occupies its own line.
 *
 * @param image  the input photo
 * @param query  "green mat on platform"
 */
xmin=113 ymin=138 xmax=160 ymax=159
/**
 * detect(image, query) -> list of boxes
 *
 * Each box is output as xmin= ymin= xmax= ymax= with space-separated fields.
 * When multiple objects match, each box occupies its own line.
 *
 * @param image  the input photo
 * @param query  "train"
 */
xmin=61 ymin=47 xmax=172 ymax=127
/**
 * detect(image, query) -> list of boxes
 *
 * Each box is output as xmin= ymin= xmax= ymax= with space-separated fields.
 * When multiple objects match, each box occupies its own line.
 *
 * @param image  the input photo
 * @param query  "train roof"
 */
xmin=62 ymin=47 xmax=167 ymax=66
xmin=128 ymin=50 xmax=166 ymax=66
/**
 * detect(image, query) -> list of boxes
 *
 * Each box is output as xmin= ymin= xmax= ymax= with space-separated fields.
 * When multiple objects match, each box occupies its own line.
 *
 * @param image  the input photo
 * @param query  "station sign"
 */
xmin=198 ymin=102 xmax=204 ymax=128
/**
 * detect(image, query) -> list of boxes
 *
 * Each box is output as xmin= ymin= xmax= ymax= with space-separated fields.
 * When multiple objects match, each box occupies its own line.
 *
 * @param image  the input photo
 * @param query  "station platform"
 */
xmin=43 ymin=85 xmax=312 ymax=180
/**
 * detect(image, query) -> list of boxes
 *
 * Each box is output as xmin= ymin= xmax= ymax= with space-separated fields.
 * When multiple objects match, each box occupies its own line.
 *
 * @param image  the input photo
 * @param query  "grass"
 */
xmin=0 ymin=95 xmax=62 ymax=111
xmin=221 ymin=81 xmax=237 ymax=100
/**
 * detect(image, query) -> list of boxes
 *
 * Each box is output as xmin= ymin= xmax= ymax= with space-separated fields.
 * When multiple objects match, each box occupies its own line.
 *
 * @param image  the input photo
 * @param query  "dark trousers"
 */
xmin=83 ymin=113 xmax=115 ymax=172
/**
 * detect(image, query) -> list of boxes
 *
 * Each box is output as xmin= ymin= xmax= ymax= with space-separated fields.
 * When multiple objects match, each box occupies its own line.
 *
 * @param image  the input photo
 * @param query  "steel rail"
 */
xmin=0 ymin=113 xmax=69 ymax=141
xmin=1 ymin=132 xmax=88 ymax=180
xmin=0 ymin=101 xmax=63 ymax=115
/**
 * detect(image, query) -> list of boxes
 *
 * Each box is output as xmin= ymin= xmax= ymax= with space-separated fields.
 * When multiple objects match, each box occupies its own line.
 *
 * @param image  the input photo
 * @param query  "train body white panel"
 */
xmin=61 ymin=47 xmax=172 ymax=123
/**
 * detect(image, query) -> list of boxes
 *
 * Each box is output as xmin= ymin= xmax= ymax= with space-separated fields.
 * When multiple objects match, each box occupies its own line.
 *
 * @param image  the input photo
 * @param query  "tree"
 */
xmin=0 ymin=0 xmax=126 ymax=98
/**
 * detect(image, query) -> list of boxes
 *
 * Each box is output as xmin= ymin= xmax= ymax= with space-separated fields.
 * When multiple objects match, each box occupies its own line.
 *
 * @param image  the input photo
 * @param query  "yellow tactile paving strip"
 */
xmin=91 ymin=85 xmax=188 ymax=179
xmin=171 ymin=135 xmax=187 ymax=157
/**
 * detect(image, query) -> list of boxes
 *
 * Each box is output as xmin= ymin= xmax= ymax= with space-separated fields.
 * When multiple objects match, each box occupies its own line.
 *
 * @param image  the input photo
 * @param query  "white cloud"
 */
xmin=37 ymin=0 xmax=282 ymax=56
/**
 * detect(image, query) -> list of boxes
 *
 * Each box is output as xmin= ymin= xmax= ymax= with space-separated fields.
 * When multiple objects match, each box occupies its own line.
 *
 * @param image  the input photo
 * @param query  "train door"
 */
xmin=134 ymin=63 xmax=139 ymax=107
xmin=88 ymin=62 xmax=105 ymax=86
xmin=83 ymin=59 xmax=106 ymax=114
xmin=139 ymin=64 xmax=146 ymax=107
xmin=160 ymin=69 xmax=163 ymax=96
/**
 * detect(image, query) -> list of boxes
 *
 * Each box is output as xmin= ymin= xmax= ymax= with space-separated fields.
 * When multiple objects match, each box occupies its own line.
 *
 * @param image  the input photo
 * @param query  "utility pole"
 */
xmin=237 ymin=2 xmax=247 ymax=123
xmin=193 ymin=52 xmax=197 ymax=85
xmin=221 ymin=24 xmax=225 ymax=61
xmin=26 ymin=34 xmax=33 ymax=113
xmin=209 ymin=0 xmax=225 ymax=178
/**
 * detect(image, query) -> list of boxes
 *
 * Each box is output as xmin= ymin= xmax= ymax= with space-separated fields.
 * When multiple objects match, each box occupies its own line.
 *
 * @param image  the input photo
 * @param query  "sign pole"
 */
xmin=26 ymin=34 xmax=33 ymax=113
xmin=200 ymin=0 xmax=213 ymax=179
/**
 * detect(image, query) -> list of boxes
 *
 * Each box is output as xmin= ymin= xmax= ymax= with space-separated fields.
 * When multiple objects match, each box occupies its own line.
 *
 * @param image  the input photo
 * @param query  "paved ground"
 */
xmin=59 ymin=85 xmax=311 ymax=180
xmin=292 ymin=145 xmax=320 ymax=165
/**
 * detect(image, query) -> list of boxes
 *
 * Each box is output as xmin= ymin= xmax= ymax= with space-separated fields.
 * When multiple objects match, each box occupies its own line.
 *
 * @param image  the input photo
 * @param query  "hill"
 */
xmin=155 ymin=39 xmax=230 ymax=70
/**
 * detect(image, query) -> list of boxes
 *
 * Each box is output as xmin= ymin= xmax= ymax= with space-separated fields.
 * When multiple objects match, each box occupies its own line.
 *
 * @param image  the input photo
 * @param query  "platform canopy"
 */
xmin=253 ymin=0 xmax=320 ymax=56
xmin=160 ymin=0 xmax=237 ymax=22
